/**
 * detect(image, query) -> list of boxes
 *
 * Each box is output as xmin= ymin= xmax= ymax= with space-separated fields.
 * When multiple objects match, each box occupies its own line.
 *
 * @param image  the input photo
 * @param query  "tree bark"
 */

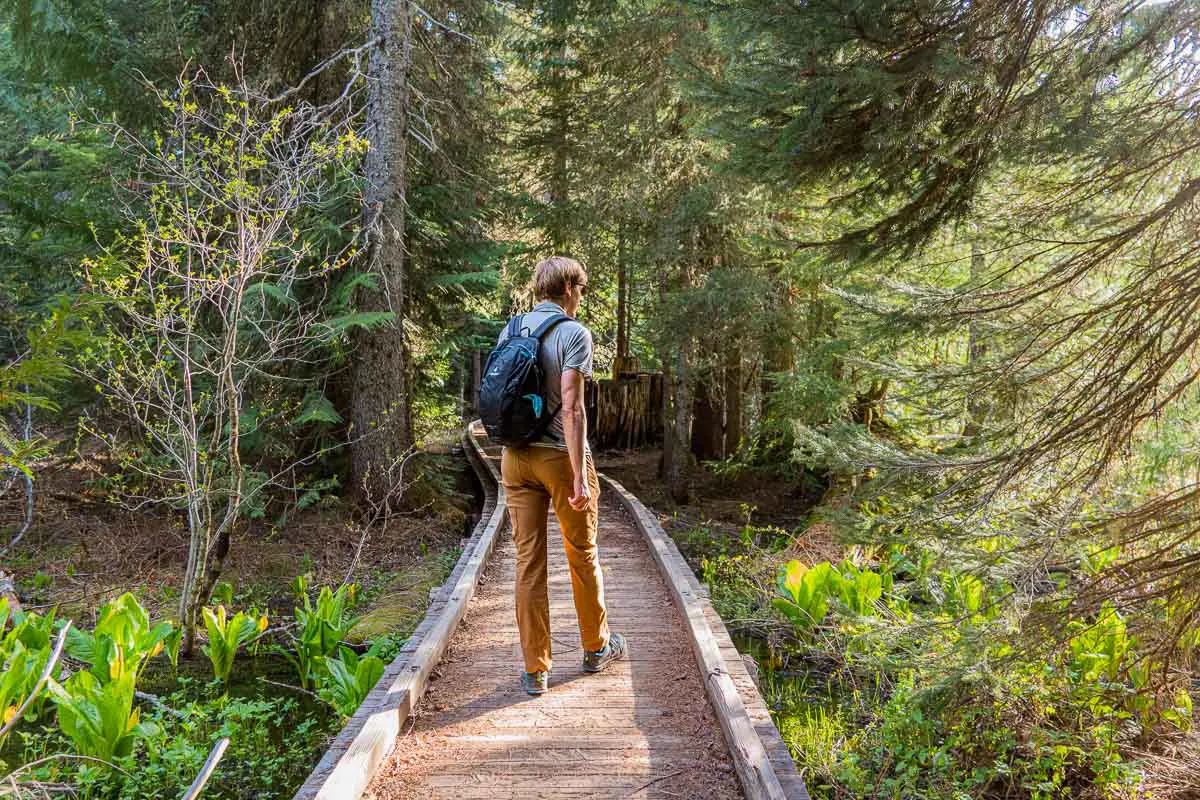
xmin=666 ymin=345 xmax=692 ymax=504
xmin=616 ymin=217 xmax=629 ymax=362
xmin=352 ymin=0 xmax=415 ymax=504
xmin=963 ymin=243 xmax=988 ymax=438
xmin=723 ymin=350 xmax=743 ymax=458
xmin=690 ymin=378 xmax=722 ymax=462
xmin=317 ymin=0 xmax=355 ymax=103
xmin=0 ymin=570 xmax=21 ymax=613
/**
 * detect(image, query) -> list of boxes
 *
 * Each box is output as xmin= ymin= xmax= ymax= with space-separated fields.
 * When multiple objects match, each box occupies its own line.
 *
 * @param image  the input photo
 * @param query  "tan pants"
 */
xmin=501 ymin=446 xmax=609 ymax=673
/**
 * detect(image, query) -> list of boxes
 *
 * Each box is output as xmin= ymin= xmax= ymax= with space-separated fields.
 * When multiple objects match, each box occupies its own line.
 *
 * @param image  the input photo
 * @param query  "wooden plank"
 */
xmin=292 ymin=426 xmax=507 ymax=800
xmin=600 ymin=473 xmax=805 ymax=800
xmin=424 ymin=774 xmax=705 ymax=789
xmin=442 ymin=733 xmax=692 ymax=747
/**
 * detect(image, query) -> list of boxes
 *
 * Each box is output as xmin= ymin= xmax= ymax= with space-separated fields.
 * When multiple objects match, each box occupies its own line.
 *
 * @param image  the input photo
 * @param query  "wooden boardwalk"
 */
xmin=296 ymin=428 xmax=807 ymax=800
xmin=366 ymin=486 xmax=743 ymax=799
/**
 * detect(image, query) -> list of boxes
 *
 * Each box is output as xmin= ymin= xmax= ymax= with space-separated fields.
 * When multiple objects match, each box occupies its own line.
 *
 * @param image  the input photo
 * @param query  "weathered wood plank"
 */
xmin=600 ymin=473 xmax=808 ymax=800
xmin=292 ymin=427 xmax=507 ymax=800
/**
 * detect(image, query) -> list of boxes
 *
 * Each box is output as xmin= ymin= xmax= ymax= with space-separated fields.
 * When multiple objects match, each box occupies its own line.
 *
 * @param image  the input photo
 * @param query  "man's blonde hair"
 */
xmin=533 ymin=256 xmax=586 ymax=300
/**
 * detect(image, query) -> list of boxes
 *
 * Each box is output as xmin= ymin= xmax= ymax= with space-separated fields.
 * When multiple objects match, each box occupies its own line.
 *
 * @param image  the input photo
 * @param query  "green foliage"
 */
xmin=287 ymin=575 xmax=362 ymax=690
xmin=833 ymin=561 xmax=883 ymax=617
xmin=776 ymin=703 xmax=850 ymax=790
xmin=0 ymin=598 xmax=56 ymax=747
xmin=1067 ymin=603 xmax=1130 ymax=686
xmin=201 ymin=605 xmax=268 ymax=687
xmin=773 ymin=560 xmax=835 ymax=631
xmin=47 ymin=670 xmax=156 ymax=761
xmin=122 ymin=693 xmax=331 ymax=799
xmin=773 ymin=559 xmax=886 ymax=631
xmin=940 ymin=572 xmax=989 ymax=621
xmin=66 ymin=592 xmax=175 ymax=686
xmin=315 ymin=647 xmax=385 ymax=719
xmin=16 ymin=690 xmax=338 ymax=799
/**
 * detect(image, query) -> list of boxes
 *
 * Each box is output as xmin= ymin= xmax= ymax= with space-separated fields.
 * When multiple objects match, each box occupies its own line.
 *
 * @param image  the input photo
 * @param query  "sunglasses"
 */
xmin=575 ymin=281 xmax=589 ymax=296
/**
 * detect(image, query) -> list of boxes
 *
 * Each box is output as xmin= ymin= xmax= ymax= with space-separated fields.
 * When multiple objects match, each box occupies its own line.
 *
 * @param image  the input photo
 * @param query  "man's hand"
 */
xmin=569 ymin=472 xmax=591 ymax=511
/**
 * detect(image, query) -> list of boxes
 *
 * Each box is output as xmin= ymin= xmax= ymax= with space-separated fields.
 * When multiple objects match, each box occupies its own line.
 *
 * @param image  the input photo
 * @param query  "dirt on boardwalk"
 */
xmin=367 ymin=494 xmax=743 ymax=800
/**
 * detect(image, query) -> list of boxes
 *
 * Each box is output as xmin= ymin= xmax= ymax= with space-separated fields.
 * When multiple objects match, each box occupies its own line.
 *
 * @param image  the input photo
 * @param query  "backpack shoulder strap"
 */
xmin=506 ymin=315 xmax=524 ymax=338
xmin=530 ymin=313 xmax=570 ymax=340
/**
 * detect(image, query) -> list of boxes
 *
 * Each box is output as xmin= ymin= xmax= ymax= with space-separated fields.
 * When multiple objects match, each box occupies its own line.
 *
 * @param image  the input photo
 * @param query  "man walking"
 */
xmin=495 ymin=256 xmax=628 ymax=695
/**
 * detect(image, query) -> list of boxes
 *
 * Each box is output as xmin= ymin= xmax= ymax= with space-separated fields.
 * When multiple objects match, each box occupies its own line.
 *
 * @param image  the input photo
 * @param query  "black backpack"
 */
xmin=479 ymin=312 xmax=570 ymax=447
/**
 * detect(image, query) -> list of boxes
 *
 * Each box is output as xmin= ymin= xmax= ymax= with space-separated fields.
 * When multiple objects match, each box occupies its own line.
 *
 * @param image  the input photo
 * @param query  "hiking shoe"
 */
xmin=583 ymin=633 xmax=628 ymax=673
xmin=521 ymin=670 xmax=549 ymax=695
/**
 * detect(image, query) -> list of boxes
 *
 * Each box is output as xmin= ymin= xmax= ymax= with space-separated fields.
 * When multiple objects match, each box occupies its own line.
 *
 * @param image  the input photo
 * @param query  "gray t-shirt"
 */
xmin=496 ymin=300 xmax=593 ymax=448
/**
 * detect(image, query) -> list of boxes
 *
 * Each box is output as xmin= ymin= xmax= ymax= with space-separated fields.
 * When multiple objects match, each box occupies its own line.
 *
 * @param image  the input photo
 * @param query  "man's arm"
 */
xmin=561 ymin=367 xmax=590 ymax=510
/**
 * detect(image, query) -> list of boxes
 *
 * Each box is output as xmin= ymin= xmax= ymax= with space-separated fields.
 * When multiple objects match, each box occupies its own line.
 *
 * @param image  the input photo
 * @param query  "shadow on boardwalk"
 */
xmin=365 ymin=491 xmax=744 ymax=800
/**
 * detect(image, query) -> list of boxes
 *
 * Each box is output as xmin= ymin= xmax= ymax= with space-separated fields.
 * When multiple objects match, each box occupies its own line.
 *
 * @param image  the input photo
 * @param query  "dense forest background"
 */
xmin=1 ymin=0 xmax=1199 ymax=797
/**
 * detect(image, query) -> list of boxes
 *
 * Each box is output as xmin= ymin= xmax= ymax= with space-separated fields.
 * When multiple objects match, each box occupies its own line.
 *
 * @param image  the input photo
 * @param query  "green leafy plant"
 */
xmin=316 ymin=647 xmax=385 ymax=718
xmin=66 ymin=592 xmax=175 ymax=685
xmin=201 ymin=605 xmax=268 ymax=687
xmin=0 ymin=605 xmax=56 ymax=749
xmin=773 ymin=560 xmax=839 ymax=631
xmin=47 ymin=670 xmax=156 ymax=760
xmin=834 ymin=561 xmax=883 ymax=616
xmin=287 ymin=576 xmax=361 ymax=689
xmin=941 ymin=573 xmax=989 ymax=621
xmin=1068 ymin=603 xmax=1131 ymax=684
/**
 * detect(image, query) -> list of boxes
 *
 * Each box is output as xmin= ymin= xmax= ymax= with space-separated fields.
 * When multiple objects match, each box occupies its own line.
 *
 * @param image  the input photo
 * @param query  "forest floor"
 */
xmin=597 ymin=448 xmax=838 ymax=648
xmin=0 ymin=431 xmax=483 ymax=799
xmin=1 ymin=438 xmax=477 ymax=630
xmin=599 ymin=449 xmax=1200 ymax=800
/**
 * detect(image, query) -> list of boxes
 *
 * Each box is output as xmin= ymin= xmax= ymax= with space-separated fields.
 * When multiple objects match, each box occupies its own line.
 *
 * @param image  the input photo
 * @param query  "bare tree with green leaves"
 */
xmin=84 ymin=68 xmax=380 ymax=653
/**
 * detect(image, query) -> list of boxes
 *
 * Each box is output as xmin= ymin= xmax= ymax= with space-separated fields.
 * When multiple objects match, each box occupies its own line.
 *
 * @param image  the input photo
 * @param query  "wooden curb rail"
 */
xmin=292 ymin=424 xmax=506 ymax=800
xmin=294 ymin=422 xmax=807 ymax=800
xmin=600 ymin=473 xmax=810 ymax=800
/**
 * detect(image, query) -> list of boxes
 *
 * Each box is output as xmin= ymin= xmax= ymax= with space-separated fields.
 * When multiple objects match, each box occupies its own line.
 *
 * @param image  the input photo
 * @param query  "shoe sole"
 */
xmin=582 ymin=637 xmax=628 ymax=673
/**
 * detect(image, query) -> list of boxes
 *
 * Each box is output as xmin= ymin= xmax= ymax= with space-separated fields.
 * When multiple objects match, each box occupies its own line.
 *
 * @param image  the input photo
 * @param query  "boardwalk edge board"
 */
xmin=292 ymin=422 xmax=506 ymax=800
xmin=600 ymin=473 xmax=811 ymax=800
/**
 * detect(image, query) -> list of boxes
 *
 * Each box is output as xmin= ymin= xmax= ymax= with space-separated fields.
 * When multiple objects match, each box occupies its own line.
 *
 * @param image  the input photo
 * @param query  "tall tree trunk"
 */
xmin=760 ymin=335 xmax=794 ymax=423
xmin=760 ymin=269 xmax=797 ymax=423
xmin=352 ymin=0 xmax=415 ymax=505
xmin=691 ymin=377 xmax=722 ymax=462
xmin=963 ymin=243 xmax=989 ymax=439
xmin=667 ymin=344 xmax=692 ymax=504
xmin=547 ymin=6 xmax=571 ymax=252
xmin=316 ymin=0 xmax=354 ymax=104
xmin=657 ymin=260 xmax=673 ymax=481
xmin=616 ymin=217 xmax=629 ymax=363
xmin=723 ymin=349 xmax=743 ymax=458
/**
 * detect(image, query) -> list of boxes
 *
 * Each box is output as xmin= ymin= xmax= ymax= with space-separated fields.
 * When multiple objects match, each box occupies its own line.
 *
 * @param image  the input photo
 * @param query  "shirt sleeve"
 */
xmin=560 ymin=323 xmax=593 ymax=378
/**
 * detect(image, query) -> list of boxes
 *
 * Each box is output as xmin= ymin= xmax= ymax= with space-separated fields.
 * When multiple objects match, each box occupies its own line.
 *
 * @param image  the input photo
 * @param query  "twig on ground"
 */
xmin=258 ymin=677 xmax=320 ymax=701
xmin=135 ymin=690 xmax=189 ymax=720
xmin=626 ymin=771 xmax=682 ymax=797
xmin=0 ymin=779 xmax=77 ymax=796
